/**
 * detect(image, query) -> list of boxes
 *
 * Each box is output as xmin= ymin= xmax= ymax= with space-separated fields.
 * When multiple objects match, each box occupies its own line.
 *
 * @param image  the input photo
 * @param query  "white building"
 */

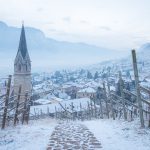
xmin=76 ymin=87 xmax=96 ymax=99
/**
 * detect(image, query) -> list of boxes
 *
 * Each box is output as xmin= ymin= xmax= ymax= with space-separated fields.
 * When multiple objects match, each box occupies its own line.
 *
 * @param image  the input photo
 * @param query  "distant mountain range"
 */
xmin=0 ymin=21 xmax=122 ymax=53
xmin=87 ymin=42 xmax=150 ymax=75
xmin=0 ymin=21 xmax=143 ymax=74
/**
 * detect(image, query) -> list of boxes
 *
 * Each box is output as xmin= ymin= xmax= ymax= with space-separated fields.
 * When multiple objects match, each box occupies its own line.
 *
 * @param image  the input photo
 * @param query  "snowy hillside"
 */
xmin=0 ymin=118 xmax=150 ymax=150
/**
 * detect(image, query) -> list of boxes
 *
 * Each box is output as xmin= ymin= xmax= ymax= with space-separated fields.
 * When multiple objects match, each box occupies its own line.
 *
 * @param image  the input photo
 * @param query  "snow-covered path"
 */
xmin=47 ymin=122 xmax=102 ymax=150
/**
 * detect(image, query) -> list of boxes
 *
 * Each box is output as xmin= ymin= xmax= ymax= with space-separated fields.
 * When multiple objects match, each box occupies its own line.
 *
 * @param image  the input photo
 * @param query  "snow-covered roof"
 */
xmin=50 ymin=96 xmax=63 ymax=102
xmin=62 ymin=82 xmax=83 ymax=89
xmin=59 ymin=92 xmax=69 ymax=99
xmin=140 ymin=82 xmax=150 ymax=88
xmin=109 ymin=86 xmax=115 ymax=91
xmin=78 ymin=87 xmax=96 ymax=93
xmin=145 ymin=78 xmax=150 ymax=83
xmin=34 ymin=99 xmax=51 ymax=105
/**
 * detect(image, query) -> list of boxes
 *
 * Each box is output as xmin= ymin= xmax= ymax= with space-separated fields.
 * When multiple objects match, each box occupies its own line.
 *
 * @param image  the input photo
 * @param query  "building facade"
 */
xmin=76 ymin=87 xmax=96 ymax=99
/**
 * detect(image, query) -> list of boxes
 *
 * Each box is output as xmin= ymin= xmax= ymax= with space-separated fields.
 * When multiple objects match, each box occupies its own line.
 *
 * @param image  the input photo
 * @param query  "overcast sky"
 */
xmin=0 ymin=0 xmax=150 ymax=50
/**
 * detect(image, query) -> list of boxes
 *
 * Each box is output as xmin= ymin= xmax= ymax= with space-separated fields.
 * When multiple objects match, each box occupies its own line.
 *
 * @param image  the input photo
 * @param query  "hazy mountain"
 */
xmin=0 ymin=21 xmax=127 ymax=73
xmin=137 ymin=43 xmax=150 ymax=62
xmin=139 ymin=43 xmax=150 ymax=51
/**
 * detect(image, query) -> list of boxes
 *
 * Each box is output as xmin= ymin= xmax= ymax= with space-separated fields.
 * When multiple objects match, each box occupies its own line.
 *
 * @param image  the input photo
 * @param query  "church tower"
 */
xmin=14 ymin=24 xmax=31 ymax=102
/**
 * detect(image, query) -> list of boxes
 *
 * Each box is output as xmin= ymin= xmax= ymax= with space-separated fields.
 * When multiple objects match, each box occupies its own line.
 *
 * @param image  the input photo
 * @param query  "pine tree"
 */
xmin=87 ymin=71 xmax=93 ymax=79
xmin=94 ymin=71 xmax=99 ymax=80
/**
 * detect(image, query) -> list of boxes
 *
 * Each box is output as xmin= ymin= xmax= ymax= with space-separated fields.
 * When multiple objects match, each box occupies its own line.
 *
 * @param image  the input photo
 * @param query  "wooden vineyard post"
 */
xmin=1 ymin=75 xmax=12 ymax=129
xmin=96 ymin=87 xmax=103 ymax=119
xmin=98 ymin=94 xmax=103 ymax=119
xmin=87 ymin=101 xmax=91 ymax=120
xmin=40 ymin=109 xmax=43 ymax=117
xmin=132 ymin=49 xmax=145 ymax=128
xmin=26 ymin=98 xmax=31 ymax=124
xmin=37 ymin=109 xmax=39 ymax=118
xmin=90 ymin=99 xmax=94 ymax=118
xmin=64 ymin=104 xmax=68 ymax=121
xmin=22 ymin=93 xmax=28 ymax=124
xmin=14 ymin=85 xmax=21 ymax=126
xmin=55 ymin=106 xmax=57 ymax=119
xmin=47 ymin=106 xmax=49 ymax=115
xmin=119 ymin=71 xmax=127 ymax=120
xmin=57 ymin=108 xmax=59 ymax=119
xmin=94 ymin=98 xmax=97 ymax=118
xmin=57 ymin=108 xmax=60 ymax=120
xmin=80 ymin=102 xmax=83 ymax=121
xmin=34 ymin=108 xmax=36 ymax=119
xmin=103 ymin=82 xmax=109 ymax=119
xmin=148 ymin=105 xmax=150 ymax=128
xmin=107 ymin=79 xmax=115 ymax=120
xmin=71 ymin=102 xmax=74 ymax=120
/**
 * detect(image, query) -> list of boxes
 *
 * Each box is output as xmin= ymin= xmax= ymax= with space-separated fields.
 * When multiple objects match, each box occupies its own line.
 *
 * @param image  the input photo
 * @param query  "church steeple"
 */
xmin=17 ymin=24 xmax=28 ymax=59
xmin=16 ymin=24 xmax=30 ymax=60
xmin=14 ymin=23 xmax=31 ymax=74
xmin=14 ymin=23 xmax=32 ymax=103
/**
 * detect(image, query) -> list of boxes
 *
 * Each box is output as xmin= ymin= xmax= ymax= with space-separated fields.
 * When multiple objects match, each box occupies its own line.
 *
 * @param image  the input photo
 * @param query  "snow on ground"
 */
xmin=82 ymin=119 xmax=150 ymax=150
xmin=0 ymin=117 xmax=150 ymax=150
xmin=0 ymin=118 xmax=57 ymax=150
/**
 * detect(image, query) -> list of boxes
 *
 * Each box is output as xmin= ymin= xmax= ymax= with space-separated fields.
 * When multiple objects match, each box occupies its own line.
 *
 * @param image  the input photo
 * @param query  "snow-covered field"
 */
xmin=82 ymin=119 xmax=150 ymax=150
xmin=0 ymin=118 xmax=57 ymax=150
xmin=0 ymin=118 xmax=150 ymax=150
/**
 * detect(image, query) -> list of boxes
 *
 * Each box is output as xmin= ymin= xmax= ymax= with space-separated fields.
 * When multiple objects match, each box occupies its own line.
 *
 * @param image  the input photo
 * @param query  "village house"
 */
xmin=61 ymin=82 xmax=83 ymax=99
xmin=76 ymin=87 xmax=96 ymax=99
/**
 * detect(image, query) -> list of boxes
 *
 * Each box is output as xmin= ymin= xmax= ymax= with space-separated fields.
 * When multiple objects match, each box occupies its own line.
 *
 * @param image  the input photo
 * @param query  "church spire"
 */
xmin=17 ymin=23 xmax=28 ymax=59
xmin=14 ymin=23 xmax=31 ymax=73
xmin=14 ymin=23 xmax=32 ymax=106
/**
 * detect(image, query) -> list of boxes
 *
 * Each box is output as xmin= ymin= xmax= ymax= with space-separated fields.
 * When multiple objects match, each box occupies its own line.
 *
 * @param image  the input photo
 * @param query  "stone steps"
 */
xmin=47 ymin=122 xmax=102 ymax=150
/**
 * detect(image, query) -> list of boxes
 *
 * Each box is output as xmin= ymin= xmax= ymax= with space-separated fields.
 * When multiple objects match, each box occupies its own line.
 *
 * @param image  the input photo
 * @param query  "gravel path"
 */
xmin=47 ymin=122 xmax=102 ymax=150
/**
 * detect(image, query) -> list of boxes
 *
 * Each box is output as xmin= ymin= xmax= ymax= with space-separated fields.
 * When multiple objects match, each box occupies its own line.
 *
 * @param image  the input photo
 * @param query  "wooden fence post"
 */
xmin=99 ymin=95 xmax=103 ymax=119
xmin=26 ymin=98 xmax=31 ymax=124
xmin=119 ymin=71 xmax=127 ymax=120
xmin=87 ymin=101 xmax=91 ymax=120
xmin=107 ymin=80 xmax=115 ymax=120
xmin=47 ymin=106 xmax=50 ymax=115
xmin=1 ymin=75 xmax=12 ymax=129
xmin=14 ymin=85 xmax=21 ymax=126
xmin=93 ymin=98 xmax=97 ymax=118
xmin=90 ymin=99 xmax=94 ymax=118
xmin=80 ymin=102 xmax=83 ymax=120
xmin=34 ymin=108 xmax=36 ymax=118
xmin=40 ymin=109 xmax=43 ymax=116
xmin=132 ymin=49 xmax=145 ymax=127
xmin=22 ymin=93 xmax=28 ymax=124
xmin=55 ymin=106 xmax=57 ymax=119
xmin=148 ymin=105 xmax=150 ymax=127
xmin=103 ymin=82 xmax=109 ymax=119
xmin=71 ymin=102 xmax=74 ymax=120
